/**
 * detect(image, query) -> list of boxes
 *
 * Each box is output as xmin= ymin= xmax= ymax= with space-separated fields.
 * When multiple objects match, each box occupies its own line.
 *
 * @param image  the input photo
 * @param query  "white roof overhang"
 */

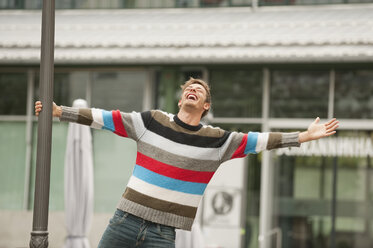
xmin=1 ymin=5 xmax=373 ymax=64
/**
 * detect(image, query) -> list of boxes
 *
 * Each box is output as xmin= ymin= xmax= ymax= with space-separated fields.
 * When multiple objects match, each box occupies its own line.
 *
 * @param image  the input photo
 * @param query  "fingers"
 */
xmin=314 ymin=117 xmax=320 ymax=124
xmin=325 ymin=118 xmax=337 ymax=126
xmin=325 ymin=119 xmax=339 ymax=130
xmin=324 ymin=131 xmax=336 ymax=137
xmin=325 ymin=118 xmax=339 ymax=135
xmin=35 ymin=101 xmax=42 ymax=116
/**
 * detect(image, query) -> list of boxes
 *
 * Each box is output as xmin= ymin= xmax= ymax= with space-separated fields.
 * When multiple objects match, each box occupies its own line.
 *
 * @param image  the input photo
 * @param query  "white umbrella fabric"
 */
xmin=63 ymin=99 xmax=94 ymax=248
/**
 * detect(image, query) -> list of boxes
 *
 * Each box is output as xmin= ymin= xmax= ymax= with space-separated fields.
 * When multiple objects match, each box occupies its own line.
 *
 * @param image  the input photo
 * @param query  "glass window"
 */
xmin=0 ymin=73 xmax=27 ymax=115
xmin=155 ymin=69 xmax=179 ymax=114
xmin=29 ymin=122 xmax=68 ymax=211
xmin=270 ymin=129 xmax=373 ymax=248
xmin=176 ymin=0 xmax=199 ymax=7
xmin=230 ymin=0 xmax=252 ymax=6
xmin=270 ymin=70 xmax=329 ymax=118
xmin=212 ymin=123 xmax=260 ymax=133
xmin=155 ymin=68 xmax=206 ymax=115
xmin=0 ymin=122 xmax=26 ymax=210
xmin=49 ymin=123 xmax=69 ymax=210
xmin=93 ymin=131 xmax=137 ymax=212
xmin=335 ymin=70 xmax=373 ymax=119
xmin=54 ymin=72 xmax=89 ymax=106
xmin=0 ymin=1 xmax=26 ymax=8
xmin=210 ymin=69 xmax=262 ymax=118
xmin=34 ymin=71 xmax=88 ymax=107
xmin=91 ymin=71 xmax=148 ymax=112
xmin=259 ymin=0 xmax=371 ymax=6
xmin=272 ymin=154 xmax=334 ymax=248
xmin=180 ymin=69 xmax=204 ymax=82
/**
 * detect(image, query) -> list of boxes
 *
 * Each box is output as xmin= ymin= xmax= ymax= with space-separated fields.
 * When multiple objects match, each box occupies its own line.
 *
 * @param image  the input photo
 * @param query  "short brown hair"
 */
xmin=180 ymin=77 xmax=211 ymax=118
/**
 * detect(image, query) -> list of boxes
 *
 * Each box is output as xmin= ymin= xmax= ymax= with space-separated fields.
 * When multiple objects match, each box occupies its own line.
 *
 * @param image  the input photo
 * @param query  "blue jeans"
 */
xmin=98 ymin=209 xmax=176 ymax=248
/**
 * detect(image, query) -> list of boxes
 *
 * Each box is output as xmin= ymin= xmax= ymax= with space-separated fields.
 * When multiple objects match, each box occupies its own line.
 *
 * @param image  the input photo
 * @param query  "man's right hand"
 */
xmin=35 ymin=101 xmax=62 ymax=117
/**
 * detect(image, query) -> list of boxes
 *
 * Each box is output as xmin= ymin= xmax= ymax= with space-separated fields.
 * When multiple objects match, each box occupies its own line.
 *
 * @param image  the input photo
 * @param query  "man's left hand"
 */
xmin=299 ymin=117 xmax=339 ymax=143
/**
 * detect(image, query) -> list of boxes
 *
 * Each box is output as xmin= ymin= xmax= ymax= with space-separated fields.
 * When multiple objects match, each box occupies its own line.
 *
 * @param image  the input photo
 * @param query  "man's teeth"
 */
xmin=188 ymin=95 xmax=197 ymax=100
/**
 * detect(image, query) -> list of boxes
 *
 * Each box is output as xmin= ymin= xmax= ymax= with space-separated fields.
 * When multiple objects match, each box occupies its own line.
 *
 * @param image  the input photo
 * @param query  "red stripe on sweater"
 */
xmin=231 ymin=134 xmax=248 ymax=159
xmin=136 ymin=152 xmax=214 ymax=184
xmin=112 ymin=110 xmax=128 ymax=137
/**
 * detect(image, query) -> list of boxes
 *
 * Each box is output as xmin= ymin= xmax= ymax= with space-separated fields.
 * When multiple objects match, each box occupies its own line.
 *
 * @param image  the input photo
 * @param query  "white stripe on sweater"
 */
xmin=256 ymin=133 xmax=269 ymax=153
xmin=140 ymin=129 xmax=221 ymax=161
xmin=219 ymin=132 xmax=239 ymax=159
xmin=131 ymin=112 xmax=148 ymax=139
xmin=127 ymin=176 xmax=202 ymax=207
xmin=91 ymin=108 xmax=104 ymax=129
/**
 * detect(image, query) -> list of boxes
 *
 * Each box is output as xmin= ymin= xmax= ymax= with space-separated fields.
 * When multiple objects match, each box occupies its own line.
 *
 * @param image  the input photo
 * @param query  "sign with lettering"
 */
xmin=276 ymin=137 xmax=373 ymax=157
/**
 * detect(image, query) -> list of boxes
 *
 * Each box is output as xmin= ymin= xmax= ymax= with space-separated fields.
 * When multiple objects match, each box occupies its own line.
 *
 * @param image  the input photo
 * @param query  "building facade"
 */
xmin=1 ymin=1 xmax=373 ymax=248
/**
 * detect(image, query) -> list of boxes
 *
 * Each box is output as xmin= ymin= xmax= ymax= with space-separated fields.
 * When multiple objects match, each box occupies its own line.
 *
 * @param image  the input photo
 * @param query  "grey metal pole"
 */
xmin=30 ymin=0 xmax=55 ymax=247
xmin=259 ymin=68 xmax=272 ymax=248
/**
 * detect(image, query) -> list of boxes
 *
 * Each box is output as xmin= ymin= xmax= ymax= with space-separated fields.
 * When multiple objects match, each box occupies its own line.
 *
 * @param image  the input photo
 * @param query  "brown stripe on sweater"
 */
xmin=123 ymin=187 xmax=197 ymax=219
xmin=153 ymin=110 xmax=226 ymax=138
xmin=77 ymin=108 xmax=93 ymax=126
xmin=266 ymin=132 xmax=282 ymax=150
xmin=137 ymin=140 xmax=220 ymax=172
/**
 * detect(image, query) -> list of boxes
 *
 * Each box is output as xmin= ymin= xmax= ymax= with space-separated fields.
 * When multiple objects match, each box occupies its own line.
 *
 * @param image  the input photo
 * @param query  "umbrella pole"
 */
xmin=30 ymin=0 xmax=55 ymax=247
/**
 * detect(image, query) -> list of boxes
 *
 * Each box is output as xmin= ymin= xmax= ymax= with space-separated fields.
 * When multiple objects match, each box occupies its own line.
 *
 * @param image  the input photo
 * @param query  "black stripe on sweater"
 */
xmin=141 ymin=111 xmax=231 ymax=148
xmin=141 ymin=111 xmax=153 ymax=129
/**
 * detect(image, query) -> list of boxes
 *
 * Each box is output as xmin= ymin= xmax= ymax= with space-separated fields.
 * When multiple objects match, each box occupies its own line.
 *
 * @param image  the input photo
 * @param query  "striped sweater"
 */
xmin=60 ymin=107 xmax=300 ymax=230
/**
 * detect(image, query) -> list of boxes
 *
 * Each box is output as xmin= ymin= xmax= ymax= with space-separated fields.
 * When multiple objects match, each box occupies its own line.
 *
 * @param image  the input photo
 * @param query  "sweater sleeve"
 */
xmin=59 ymin=106 xmax=145 ymax=141
xmin=220 ymin=131 xmax=300 ymax=163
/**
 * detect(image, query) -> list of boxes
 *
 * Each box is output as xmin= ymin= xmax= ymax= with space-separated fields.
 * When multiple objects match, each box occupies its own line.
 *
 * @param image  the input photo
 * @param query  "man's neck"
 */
xmin=177 ymin=109 xmax=202 ymax=126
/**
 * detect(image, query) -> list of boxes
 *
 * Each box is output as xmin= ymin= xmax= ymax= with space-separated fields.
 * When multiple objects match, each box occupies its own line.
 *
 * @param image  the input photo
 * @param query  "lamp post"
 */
xmin=29 ymin=0 xmax=55 ymax=247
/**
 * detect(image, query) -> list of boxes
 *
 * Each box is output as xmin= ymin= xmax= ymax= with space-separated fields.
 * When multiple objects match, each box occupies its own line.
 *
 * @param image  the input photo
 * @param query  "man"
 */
xmin=35 ymin=77 xmax=339 ymax=248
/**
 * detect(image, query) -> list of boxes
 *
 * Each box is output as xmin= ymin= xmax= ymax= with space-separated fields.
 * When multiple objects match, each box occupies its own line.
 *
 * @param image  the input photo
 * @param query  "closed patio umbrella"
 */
xmin=63 ymin=99 xmax=94 ymax=248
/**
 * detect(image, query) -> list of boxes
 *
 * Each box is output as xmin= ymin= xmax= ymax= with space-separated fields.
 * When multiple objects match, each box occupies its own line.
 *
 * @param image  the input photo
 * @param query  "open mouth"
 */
xmin=187 ymin=93 xmax=197 ymax=101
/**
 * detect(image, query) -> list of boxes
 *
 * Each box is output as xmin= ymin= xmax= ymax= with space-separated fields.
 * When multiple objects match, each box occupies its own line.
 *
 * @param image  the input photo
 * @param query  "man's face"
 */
xmin=178 ymin=83 xmax=210 ymax=113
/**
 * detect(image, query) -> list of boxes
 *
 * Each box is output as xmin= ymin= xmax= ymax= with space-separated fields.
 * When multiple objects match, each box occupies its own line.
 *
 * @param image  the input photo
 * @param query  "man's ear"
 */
xmin=178 ymin=99 xmax=182 ymax=108
xmin=203 ymin=102 xmax=210 ymax=111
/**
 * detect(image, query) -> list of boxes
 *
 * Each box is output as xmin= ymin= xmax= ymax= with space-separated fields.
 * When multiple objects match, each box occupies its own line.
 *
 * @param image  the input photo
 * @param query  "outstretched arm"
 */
xmin=299 ymin=117 xmax=339 ymax=143
xmin=35 ymin=100 xmax=143 ymax=140
xmin=221 ymin=117 xmax=339 ymax=162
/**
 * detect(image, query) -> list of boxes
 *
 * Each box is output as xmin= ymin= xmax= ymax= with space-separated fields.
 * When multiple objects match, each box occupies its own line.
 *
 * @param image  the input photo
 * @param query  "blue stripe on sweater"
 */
xmin=133 ymin=165 xmax=207 ymax=195
xmin=244 ymin=132 xmax=259 ymax=154
xmin=102 ymin=110 xmax=115 ymax=131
